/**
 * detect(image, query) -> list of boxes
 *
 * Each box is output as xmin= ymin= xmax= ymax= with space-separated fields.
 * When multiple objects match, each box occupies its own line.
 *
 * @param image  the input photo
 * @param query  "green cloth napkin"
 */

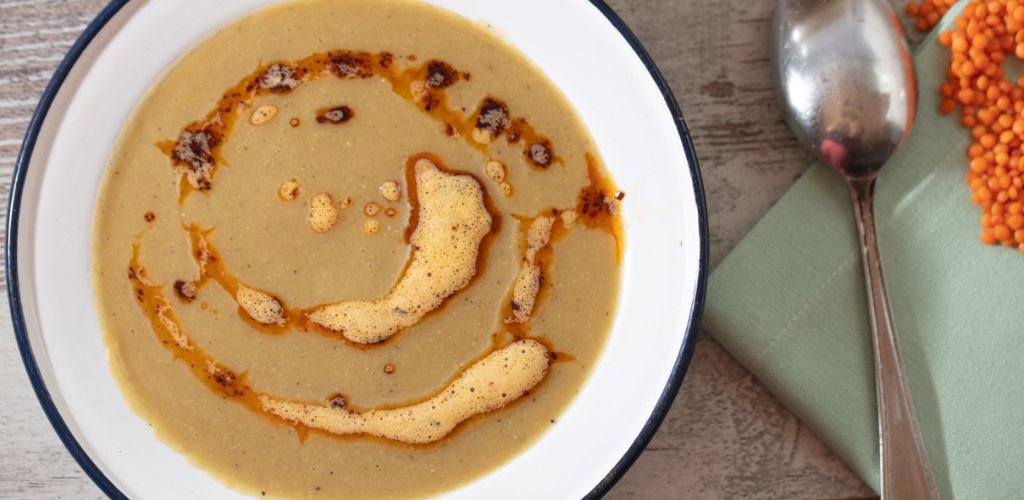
xmin=705 ymin=4 xmax=1024 ymax=498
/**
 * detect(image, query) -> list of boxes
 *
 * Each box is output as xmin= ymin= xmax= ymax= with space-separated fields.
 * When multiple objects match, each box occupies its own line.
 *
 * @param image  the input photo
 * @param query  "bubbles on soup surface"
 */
xmin=236 ymin=284 xmax=286 ymax=327
xmin=308 ymin=193 xmax=339 ymax=233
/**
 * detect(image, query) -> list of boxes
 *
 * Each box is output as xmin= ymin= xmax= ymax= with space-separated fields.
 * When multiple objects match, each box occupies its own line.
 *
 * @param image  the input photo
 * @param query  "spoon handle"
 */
xmin=847 ymin=177 xmax=940 ymax=500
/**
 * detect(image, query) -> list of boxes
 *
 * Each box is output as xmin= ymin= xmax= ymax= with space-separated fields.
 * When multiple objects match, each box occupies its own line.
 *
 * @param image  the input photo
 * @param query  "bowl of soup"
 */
xmin=8 ymin=0 xmax=707 ymax=498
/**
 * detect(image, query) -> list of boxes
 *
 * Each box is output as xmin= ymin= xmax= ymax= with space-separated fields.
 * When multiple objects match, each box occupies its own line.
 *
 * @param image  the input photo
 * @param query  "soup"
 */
xmin=92 ymin=0 xmax=623 ymax=497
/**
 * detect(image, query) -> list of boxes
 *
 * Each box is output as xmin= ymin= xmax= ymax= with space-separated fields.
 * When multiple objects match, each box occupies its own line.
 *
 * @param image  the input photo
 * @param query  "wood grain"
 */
xmin=0 ymin=0 xmax=905 ymax=497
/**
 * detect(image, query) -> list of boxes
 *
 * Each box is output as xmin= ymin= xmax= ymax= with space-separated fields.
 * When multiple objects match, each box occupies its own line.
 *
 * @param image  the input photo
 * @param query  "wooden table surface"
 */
xmin=0 ymin=0 xmax=925 ymax=498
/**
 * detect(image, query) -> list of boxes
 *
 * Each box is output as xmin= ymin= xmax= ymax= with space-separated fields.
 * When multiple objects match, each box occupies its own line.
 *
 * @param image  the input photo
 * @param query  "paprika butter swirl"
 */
xmin=129 ymin=246 xmax=552 ymax=445
xmin=307 ymin=157 xmax=495 ymax=342
xmin=178 ymin=155 xmax=498 ymax=344
xmin=260 ymin=339 xmax=553 ymax=444
xmin=159 ymin=50 xmax=559 ymax=202
xmin=174 ymin=154 xmax=622 ymax=341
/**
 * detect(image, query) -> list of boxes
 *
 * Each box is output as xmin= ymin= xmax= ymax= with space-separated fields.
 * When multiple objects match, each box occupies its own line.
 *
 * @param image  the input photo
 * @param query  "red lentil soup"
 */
xmin=92 ymin=0 xmax=623 ymax=497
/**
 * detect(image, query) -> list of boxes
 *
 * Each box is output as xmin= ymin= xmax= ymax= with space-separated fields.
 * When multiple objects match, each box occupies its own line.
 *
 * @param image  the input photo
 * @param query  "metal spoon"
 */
xmin=771 ymin=0 xmax=939 ymax=498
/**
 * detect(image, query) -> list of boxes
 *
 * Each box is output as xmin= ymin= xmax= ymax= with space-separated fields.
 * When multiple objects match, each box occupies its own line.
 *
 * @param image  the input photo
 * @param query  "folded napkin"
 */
xmin=705 ymin=3 xmax=1024 ymax=498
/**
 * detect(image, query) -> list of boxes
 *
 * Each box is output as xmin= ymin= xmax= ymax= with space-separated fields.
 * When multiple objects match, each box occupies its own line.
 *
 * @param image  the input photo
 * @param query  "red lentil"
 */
xmin=908 ymin=0 xmax=958 ymax=31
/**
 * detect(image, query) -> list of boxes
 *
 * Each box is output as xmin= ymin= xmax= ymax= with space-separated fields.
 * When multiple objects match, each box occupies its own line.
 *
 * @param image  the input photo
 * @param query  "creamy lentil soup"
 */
xmin=92 ymin=0 xmax=623 ymax=497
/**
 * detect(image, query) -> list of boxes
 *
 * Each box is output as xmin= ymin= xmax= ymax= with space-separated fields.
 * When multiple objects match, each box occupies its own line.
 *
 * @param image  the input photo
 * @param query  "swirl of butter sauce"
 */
xmin=307 ymin=157 xmax=492 ymax=344
xmin=260 ymin=339 xmax=550 ymax=444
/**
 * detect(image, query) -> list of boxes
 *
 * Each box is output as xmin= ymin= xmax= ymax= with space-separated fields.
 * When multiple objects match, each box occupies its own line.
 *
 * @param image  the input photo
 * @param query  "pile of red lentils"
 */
xmin=910 ymin=0 xmax=1024 ymax=253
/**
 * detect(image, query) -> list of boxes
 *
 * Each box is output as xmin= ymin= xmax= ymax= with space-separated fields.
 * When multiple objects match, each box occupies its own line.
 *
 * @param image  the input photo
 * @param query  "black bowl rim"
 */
xmin=5 ymin=1 xmax=708 ymax=498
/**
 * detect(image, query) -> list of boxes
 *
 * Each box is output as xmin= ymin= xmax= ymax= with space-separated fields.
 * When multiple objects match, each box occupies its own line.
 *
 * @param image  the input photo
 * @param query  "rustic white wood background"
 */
xmin=0 ymin=0 xmax=926 ymax=497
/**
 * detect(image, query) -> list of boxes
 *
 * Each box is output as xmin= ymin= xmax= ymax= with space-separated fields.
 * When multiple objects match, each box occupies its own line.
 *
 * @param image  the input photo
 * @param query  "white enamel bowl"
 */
xmin=7 ymin=1 xmax=707 ymax=498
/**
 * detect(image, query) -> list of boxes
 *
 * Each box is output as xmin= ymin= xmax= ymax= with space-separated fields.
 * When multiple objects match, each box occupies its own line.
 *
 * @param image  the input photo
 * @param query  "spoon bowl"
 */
xmin=773 ymin=0 xmax=917 ymax=178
